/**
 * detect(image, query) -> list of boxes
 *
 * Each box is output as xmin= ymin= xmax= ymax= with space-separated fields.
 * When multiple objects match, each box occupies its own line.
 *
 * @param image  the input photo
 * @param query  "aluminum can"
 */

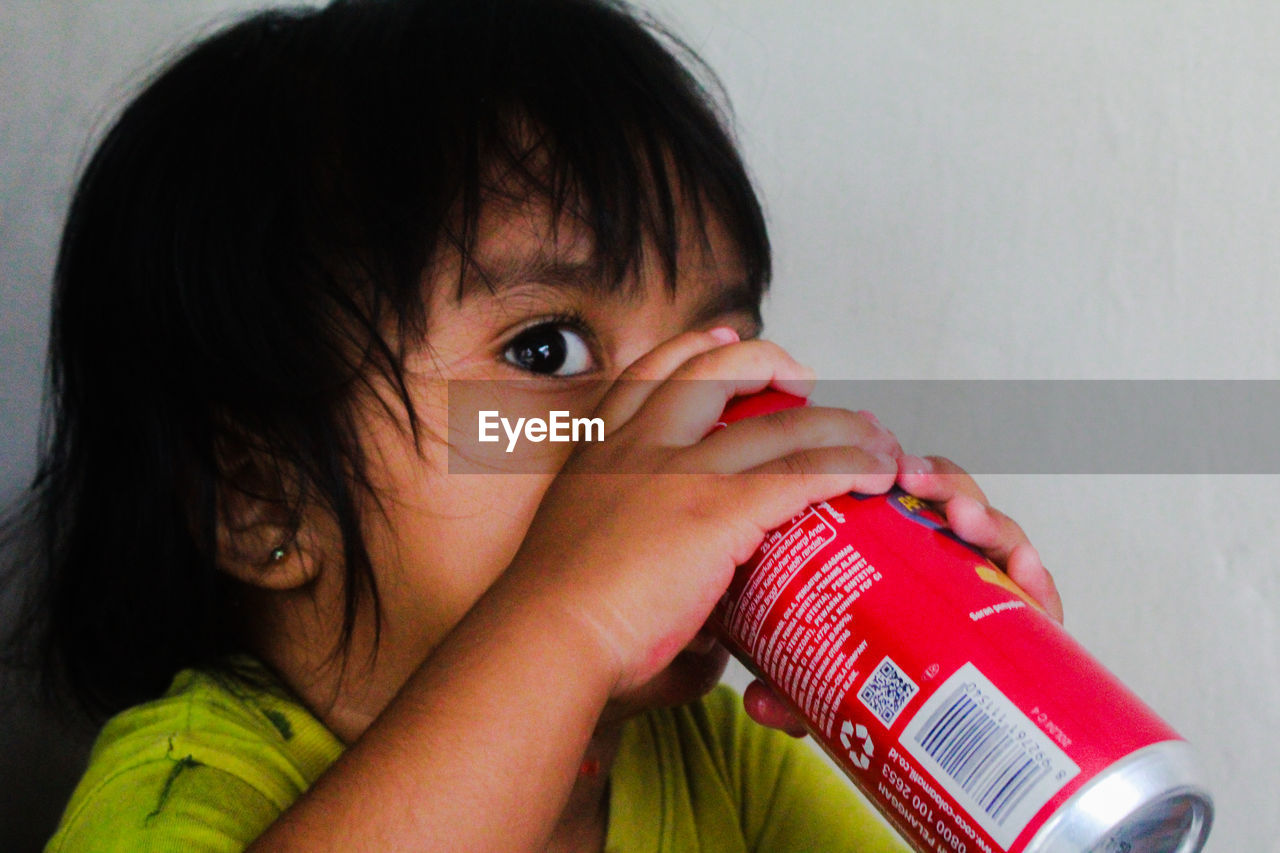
xmin=712 ymin=391 xmax=1213 ymax=853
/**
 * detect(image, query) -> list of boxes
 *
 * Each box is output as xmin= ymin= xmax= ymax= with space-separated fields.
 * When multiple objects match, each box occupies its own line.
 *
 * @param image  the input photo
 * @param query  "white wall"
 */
xmin=658 ymin=3 xmax=1278 ymax=850
xmin=3 ymin=2 xmax=1276 ymax=850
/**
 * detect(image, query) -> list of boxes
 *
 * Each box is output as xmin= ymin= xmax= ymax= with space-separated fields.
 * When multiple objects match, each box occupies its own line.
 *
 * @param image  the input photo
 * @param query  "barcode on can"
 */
xmin=901 ymin=663 xmax=1081 ymax=849
xmin=858 ymin=656 xmax=920 ymax=727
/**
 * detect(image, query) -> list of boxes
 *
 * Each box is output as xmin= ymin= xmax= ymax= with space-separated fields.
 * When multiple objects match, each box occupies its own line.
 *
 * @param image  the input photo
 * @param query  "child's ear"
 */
xmin=214 ymin=445 xmax=325 ymax=591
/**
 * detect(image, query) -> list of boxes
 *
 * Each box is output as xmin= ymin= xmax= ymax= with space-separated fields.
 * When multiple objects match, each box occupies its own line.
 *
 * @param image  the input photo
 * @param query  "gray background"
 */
xmin=5 ymin=1 xmax=1278 ymax=849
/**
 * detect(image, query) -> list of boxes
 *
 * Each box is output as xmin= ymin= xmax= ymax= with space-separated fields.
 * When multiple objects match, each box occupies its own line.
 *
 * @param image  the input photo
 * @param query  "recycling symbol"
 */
xmin=839 ymin=720 xmax=874 ymax=770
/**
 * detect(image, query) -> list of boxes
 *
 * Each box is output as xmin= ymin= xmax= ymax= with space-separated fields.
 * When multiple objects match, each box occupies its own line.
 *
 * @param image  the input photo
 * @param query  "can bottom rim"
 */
xmin=1023 ymin=740 xmax=1213 ymax=853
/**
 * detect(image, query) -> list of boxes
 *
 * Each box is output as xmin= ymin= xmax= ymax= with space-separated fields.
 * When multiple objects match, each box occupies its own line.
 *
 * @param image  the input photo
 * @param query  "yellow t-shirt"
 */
xmin=46 ymin=664 xmax=908 ymax=851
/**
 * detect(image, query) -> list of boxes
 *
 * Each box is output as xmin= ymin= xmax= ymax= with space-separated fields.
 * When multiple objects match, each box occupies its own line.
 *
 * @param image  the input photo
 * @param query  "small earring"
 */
xmin=268 ymin=546 xmax=288 ymax=564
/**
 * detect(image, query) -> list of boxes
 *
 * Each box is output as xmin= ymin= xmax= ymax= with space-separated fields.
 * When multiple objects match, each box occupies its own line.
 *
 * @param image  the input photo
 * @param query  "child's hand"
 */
xmin=503 ymin=330 xmax=901 ymax=699
xmin=742 ymin=452 xmax=1064 ymax=738
xmin=896 ymin=454 xmax=1063 ymax=623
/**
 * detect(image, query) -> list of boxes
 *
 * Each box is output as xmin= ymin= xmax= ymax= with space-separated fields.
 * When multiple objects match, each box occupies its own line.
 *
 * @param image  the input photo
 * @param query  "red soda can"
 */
xmin=712 ymin=391 xmax=1213 ymax=853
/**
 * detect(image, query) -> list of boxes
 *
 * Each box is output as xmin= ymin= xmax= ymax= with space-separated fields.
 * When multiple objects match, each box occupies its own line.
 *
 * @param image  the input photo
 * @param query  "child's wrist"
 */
xmin=483 ymin=566 xmax=626 ymax=703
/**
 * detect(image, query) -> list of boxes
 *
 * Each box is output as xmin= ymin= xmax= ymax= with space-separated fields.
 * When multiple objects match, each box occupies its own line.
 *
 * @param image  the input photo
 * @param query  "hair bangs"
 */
xmin=419 ymin=0 xmax=771 ymax=305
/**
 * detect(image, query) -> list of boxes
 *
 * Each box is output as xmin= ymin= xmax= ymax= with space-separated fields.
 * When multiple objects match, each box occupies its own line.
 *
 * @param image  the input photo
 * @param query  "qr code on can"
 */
xmin=857 ymin=657 xmax=919 ymax=727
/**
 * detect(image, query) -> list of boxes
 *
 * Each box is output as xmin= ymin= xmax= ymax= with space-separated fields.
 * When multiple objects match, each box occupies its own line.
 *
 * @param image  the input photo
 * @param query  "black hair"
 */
xmin=2 ymin=0 xmax=770 ymax=719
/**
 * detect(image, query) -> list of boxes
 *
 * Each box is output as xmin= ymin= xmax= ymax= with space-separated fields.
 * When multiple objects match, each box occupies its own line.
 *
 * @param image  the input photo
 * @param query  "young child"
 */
xmin=10 ymin=0 xmax=1061 ymax=849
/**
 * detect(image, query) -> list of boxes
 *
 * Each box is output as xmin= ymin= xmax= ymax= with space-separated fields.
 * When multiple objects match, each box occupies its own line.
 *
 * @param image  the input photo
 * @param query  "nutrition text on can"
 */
xmin=712 ymin=391 xmax=1213 ymax=853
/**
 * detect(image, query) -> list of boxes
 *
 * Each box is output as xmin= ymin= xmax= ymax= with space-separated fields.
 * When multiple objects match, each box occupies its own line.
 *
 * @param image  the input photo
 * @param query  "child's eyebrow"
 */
xmin=460 ymin=249 xmax=763 ymax=334
xmin=459 ymin=253 xmax=616 ymax=300
xmin=687 ymin=280 xmax=764 ymax=337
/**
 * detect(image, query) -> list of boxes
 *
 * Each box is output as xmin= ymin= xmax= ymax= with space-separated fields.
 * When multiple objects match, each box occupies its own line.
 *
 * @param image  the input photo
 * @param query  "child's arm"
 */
xmin=249 ymin=332 xmax=899 ymax=851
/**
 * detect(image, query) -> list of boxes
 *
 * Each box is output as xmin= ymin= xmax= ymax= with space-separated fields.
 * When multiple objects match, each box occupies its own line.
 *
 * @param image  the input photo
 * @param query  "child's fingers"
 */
xmin=936 ymin=484 xmax=1065 ymax=623
xmin=621 ymin=327 xmax=741 ymax=382
xmin=1006 ymin=542 xmax=1065 ymax=624
xmin=742 ymin=680 xmax=808 ymax=738
xmin=725 ymin=448 xmax=896 ymax=558
xmin=898 ymin=454 xmax=1023 ymax=563
xmin=690 ymin=406 xmax=901 ymax=474
xmin=748 ymin=446 xmax=898 ymax=492
xmin=898 ymin=454 xmax=1064 ymax=619
xmin=942 ymin=493 xmax=1029 ymax=564
xmin=618 ymin=340 xmax=816 ymax=445
xmin=598 ymin=328 xmax=740 ymax=432
xmin=896 ymin=454 xmax=989 ymax=504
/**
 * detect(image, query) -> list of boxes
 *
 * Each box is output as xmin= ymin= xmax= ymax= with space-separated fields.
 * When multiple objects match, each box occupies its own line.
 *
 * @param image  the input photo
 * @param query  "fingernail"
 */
xmin=899 ymin=454 xmax=932 ymax=475
xmin=707 ymin=326 xmax=740 ymax=344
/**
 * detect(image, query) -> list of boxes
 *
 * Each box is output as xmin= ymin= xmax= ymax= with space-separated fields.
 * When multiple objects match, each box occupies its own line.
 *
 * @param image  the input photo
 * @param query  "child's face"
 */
xmin=333 ymin=196 xmax=761 ymax=721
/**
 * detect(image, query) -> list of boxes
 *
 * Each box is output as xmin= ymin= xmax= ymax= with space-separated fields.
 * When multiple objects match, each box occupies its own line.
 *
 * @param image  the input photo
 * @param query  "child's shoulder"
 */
xmin=46 ymin=659 xmax=342 ymax=852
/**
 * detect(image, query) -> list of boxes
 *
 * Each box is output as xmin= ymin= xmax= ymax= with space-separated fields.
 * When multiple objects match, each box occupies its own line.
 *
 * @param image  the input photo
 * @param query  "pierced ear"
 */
xmin=214 ymin=447 xmax=323 ymax=591
xmin=217 ymin=521 xmax=321 ymax=591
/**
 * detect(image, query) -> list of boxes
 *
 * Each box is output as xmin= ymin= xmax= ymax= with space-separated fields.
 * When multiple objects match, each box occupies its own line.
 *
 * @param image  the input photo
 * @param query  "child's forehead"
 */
xmin=450 ymin=196 xmax=759 ymax=313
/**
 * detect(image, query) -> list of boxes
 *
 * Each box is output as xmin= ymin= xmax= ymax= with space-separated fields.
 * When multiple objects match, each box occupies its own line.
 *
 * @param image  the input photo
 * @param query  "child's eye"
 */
xmin=503 ymin=321 xmax=596 ymax=376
